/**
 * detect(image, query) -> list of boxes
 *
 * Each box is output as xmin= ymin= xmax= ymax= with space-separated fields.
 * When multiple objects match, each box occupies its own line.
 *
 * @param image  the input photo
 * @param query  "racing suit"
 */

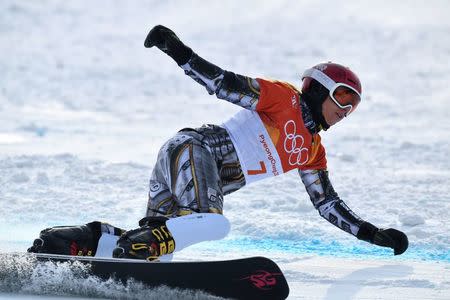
xmin=146 ymin=52 xmax=374 ymax=241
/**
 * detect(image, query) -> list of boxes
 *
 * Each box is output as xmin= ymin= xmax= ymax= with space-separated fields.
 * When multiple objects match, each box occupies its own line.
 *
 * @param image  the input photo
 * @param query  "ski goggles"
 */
xmin=302 ymin=68 xmax=361 ymax=116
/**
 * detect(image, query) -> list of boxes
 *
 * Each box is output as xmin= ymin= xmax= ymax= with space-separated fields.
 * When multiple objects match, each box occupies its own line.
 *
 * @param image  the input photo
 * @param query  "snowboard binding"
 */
xmin=113 ymin=216 xmax=175 ymax=261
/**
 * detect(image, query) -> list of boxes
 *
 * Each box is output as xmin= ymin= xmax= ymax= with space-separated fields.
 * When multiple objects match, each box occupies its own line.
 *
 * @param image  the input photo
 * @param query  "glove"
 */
xmin=373 ymin=228 xmax=409 ymax=255
xmin=144 ymin=25 xmax=193 ymax=66
xmin=357 ymin=222 xmax=408 ymax=255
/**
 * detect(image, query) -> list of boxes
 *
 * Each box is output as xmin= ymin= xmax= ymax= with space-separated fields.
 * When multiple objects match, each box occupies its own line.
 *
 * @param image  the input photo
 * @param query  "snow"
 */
xmin=1 ymin=0 xmax=449 ymax=299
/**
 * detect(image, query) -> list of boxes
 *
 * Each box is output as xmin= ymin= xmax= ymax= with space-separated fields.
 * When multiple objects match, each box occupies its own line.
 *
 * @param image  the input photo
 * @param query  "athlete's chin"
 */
xmin=325 ymin=118 xmax=340 ymax=127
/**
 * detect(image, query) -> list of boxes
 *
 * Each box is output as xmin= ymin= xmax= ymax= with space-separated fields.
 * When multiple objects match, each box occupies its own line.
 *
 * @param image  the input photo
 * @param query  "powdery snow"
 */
xmin=0 ymin=0 xmax=449 ymax=299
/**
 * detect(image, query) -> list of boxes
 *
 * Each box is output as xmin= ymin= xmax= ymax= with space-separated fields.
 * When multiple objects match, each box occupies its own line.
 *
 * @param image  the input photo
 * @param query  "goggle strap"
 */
xmin=302 ymin=68 xmax=336 ymax=91
xmin=302 ymin=68 xmax=361 ymax=98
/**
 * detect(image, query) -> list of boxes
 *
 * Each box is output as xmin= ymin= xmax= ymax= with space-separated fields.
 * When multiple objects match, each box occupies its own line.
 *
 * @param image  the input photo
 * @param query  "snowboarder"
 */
xmin=28 ymin=25 xmax=408 ymax=260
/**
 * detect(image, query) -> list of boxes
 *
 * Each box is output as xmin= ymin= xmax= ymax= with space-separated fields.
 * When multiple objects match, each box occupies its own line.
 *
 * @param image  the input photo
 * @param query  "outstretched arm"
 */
xmin=299 ymin=169 xmax=409 ymax=255
xmin=144 ymin=25 xmax=260 ymax=110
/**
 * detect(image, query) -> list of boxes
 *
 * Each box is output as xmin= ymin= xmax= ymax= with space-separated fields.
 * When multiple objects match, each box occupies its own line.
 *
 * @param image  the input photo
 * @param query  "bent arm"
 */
xmin=180 ymin=53 xmax=260 ymax=110
xmin=299 ymin=169 xmax=377 ymax=241
xmin=299 ymin=167 xmax=408 ymax=255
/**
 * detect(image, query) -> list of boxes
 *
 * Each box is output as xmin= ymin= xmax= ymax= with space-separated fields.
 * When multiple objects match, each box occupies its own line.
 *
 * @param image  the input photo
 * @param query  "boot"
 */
xmin=28 ymin=221 xmax=124 ymax=256
xmin=113 ymin=216 xmax=175 ymax=261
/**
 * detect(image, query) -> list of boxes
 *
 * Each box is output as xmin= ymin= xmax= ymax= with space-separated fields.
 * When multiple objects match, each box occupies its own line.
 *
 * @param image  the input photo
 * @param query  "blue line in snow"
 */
xmin=207 ymin=236 xmax=450 ymax=262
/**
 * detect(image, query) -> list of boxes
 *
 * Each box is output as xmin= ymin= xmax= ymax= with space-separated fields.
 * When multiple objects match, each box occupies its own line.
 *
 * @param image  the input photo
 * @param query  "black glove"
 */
xmin=357 ymin=222 xmax=408 ymax=255
xmin=373 ymin=228 xmax=409 ymax=255
xmin=144 ymin=25 xmax=193 ymax=66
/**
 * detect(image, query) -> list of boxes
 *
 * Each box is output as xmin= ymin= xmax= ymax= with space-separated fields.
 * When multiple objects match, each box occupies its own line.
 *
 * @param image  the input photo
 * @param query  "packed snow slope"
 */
xmin=0 ymin=1 xmax=449 ymax=299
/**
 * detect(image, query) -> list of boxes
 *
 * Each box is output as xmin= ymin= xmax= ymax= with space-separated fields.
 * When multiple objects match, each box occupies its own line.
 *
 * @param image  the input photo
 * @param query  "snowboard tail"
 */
xmin=22 ymin=253 xmax=290 ymax=299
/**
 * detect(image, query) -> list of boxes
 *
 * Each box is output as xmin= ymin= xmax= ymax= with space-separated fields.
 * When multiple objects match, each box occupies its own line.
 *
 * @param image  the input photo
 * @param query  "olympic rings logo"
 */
xmin=283 ymin=120 xmax=309 ymax=166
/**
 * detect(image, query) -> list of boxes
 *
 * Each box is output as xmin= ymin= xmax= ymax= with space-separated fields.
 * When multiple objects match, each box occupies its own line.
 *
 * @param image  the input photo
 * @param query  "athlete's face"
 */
xmin=321 ymin=86 xmax=361 ymax=126
xmin=321 ymin=96 xmax=349 ymax=126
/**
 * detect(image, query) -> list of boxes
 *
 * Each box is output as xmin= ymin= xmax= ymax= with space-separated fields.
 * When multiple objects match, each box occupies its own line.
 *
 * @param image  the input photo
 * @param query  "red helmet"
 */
xmin=301 ymin=62 xmax=362 ymax=116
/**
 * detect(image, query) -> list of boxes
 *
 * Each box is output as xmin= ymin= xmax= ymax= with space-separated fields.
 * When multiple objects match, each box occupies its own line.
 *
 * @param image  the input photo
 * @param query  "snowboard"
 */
xmin=10 ymin=253 xmax=290 ymax=300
